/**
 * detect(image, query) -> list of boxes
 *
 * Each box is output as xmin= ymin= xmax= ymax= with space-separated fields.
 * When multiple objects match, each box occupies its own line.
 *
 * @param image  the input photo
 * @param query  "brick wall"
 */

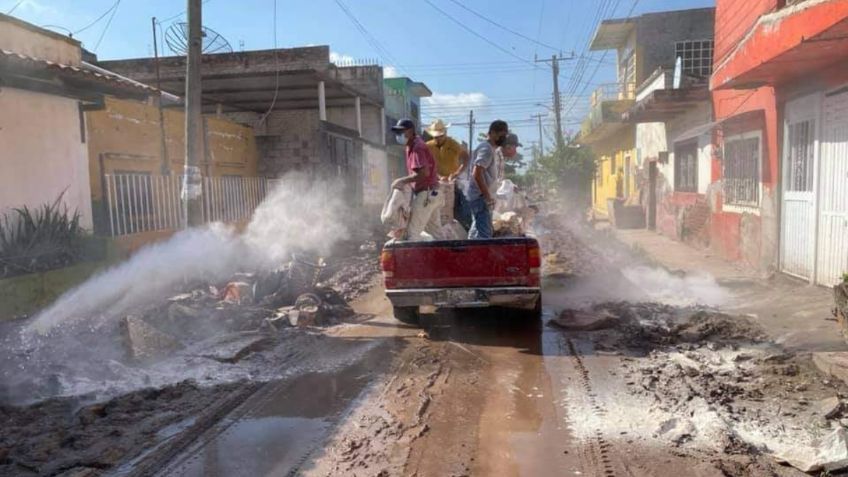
xmin=256 ymin=109 xmax=320 ymax=177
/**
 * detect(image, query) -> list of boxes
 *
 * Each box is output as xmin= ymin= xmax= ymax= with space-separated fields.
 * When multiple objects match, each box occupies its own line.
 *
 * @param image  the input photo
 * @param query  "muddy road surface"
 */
xmin=2 ymin=220 xmax=841 ymax=476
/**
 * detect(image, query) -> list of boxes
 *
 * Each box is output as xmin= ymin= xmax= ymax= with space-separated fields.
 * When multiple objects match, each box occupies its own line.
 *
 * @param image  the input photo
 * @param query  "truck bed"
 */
xmin=382 ymin=237 xmax=540 ymax=289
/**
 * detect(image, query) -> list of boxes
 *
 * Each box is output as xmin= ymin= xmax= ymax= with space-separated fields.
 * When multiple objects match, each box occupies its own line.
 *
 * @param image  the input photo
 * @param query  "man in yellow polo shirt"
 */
xmin=425 ymin=119 xmax=471 ymax=229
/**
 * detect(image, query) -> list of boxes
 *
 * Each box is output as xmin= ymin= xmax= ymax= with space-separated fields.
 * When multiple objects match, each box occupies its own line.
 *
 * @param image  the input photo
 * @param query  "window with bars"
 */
xmin=675 ymin=39 xmax=714 ymax=78
xmin=786 ymin=120 xmax=815 ymax=192
xmin=674 ymin=141 xmax=698 ymax=192
xmin=723 ymin=133 xmax=761 ymax=207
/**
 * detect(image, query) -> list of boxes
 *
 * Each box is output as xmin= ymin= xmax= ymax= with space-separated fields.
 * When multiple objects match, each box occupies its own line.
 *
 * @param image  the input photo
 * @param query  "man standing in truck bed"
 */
xmin=425 ymin=119 xmax=471 ymax=230
xmin=390 ymin=118 xmax=444 ymax=241
xmin=464 ymin=120 xmax=509 ymax=239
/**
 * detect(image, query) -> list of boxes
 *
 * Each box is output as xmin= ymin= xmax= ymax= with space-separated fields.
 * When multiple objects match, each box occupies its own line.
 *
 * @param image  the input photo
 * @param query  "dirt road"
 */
xmin=3 ymin=220 xmax=842 ymax=477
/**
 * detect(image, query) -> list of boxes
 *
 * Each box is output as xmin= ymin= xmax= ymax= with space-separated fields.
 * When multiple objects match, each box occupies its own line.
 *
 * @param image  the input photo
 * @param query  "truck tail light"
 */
xmin=528 ymin=244 xmax=541 ymax=273
xmin=380 ymin=249 xmax=395 ymax=278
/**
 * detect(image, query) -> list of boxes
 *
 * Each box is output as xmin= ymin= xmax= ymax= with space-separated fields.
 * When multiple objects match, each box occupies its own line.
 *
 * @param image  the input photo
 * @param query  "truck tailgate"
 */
xmin=383 ymin=238 xmax=539 ymax=289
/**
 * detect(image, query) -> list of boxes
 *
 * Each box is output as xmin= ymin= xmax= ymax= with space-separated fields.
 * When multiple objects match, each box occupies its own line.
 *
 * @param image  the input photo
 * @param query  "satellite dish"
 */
xmin=673 ymin=56 xmax=682 ymax=89
xmin=164 ymin=22 xmax=233 ymax=55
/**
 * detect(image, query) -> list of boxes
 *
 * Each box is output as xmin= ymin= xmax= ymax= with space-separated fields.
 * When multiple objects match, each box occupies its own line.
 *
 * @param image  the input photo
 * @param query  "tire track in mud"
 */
xmin=565 ymin=338 xmax=624 ymax=477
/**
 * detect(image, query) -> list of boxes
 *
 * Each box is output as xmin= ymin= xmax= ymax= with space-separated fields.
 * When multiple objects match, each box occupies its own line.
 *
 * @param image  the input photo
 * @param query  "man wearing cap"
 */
xmin=464 ymin=120 xmax=509 ymax=239
xmin=390 ymin=118 xmax=444 ymax=241
xmin=425 ymin=119 xmax=471 ymax=229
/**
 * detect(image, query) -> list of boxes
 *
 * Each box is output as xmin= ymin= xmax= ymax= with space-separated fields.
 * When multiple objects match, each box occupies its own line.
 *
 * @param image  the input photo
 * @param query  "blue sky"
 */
xmin=4 ymin=0 xmax=714 ymax=151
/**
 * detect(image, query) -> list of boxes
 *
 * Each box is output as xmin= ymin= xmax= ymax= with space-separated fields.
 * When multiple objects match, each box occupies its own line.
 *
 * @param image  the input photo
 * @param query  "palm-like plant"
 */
xmin=0 ymin=193 xmax=83 ymax=277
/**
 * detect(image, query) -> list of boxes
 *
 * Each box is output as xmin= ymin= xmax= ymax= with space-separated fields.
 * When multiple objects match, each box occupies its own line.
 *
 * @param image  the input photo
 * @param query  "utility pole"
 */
xmin=152 ymin=18 xmax=169 ymax=176
xmin=535 ymin=53 xmax=574 ymax=152
xmin=531 ymin=113 xmax=545 ymax=158
xmin=183 ymin=0 xmax=203 ymax=227
xmin=467 ymin=110 xmax=475 ymax=155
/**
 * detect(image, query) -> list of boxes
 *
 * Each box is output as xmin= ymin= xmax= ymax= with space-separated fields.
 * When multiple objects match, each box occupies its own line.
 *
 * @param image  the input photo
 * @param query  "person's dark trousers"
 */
xmin=454 ymin=183 xmax=472 ymax=231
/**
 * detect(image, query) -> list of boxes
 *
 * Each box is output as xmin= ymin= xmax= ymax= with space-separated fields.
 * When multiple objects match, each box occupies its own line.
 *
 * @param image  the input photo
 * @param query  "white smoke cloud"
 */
xmin=28 ymin=173 xmax=348 ymax=334
xmin=383 ymin=65 xmax=400 ymax=78
xmin=330 ymin=51 xmax=356 ymax=65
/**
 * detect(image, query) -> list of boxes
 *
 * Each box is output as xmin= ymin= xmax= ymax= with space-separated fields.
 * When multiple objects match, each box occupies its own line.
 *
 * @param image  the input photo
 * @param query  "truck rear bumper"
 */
xmin=385 ymin=287 xmax=541 ymax=310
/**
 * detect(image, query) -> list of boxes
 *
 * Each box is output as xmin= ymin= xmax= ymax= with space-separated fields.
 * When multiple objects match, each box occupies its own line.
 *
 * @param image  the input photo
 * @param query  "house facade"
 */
xmin=0 ymin=14 xmax=155 ymax=230
xmin=578 ymin=8 xmax=715 ymax=222
xmin=623 ymin=9 xmax=716 ymax=245
xmin=710 ymin=0 xmax=848 ymax=285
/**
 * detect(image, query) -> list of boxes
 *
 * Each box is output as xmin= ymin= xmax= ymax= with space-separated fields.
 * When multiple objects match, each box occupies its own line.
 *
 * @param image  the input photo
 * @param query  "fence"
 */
xmin=103 ymin=173 xmax=269 ymax=236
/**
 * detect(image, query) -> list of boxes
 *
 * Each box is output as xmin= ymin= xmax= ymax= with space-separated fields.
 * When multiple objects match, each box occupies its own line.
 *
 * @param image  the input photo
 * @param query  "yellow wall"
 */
xmin=591 ymin=128 xmax=636 ymax=218
xmin=86 ymin=96 xmax=258 ymax=201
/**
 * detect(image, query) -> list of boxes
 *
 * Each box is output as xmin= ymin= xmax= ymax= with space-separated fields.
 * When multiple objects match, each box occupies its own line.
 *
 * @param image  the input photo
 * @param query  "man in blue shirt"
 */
xmin=464 ymin=120 xmax=509 ymax=239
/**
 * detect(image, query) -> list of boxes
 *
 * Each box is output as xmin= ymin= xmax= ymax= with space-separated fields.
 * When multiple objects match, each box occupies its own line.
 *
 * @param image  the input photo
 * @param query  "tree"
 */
xmin=515 ymin=132 xmax=595 ymax=211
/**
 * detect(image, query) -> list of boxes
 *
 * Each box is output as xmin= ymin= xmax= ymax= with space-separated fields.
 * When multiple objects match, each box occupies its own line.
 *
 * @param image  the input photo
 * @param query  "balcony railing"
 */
xmin=103 ymin=173 xmax=269 ymax=236
xmin=590 ymin=82 xmax=636 ymax=107
xmin=580 ymin=83 xmax=636 ymax=138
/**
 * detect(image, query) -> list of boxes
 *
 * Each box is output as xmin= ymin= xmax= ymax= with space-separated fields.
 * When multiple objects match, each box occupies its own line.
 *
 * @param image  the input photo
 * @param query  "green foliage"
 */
xmin=0 ymin=193 xmax=84 ymax=278
xmin=842 ymin=272 xmax=848 ymax=284
xmin=514 ymin=133 xmax=596 ymax=209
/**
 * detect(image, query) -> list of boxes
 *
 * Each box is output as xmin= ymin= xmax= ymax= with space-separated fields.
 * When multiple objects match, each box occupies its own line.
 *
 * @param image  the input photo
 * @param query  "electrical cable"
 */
xmin=93 ymin=0 xmax=121 ymax=52
xmin=422 ymin=0 xmax=539 ymax=69
xmin=6 ymin=0 xmax=25 ymax=14
xmin=73 ymin=0 xmax=120 ymax=35
xmin=157 ymin=0 xmax=214 ymax=26
xmin=443 ymin=0 xmax=561 ymax=53
xmin=333 ymin=0 xmax=408 ymax=76
xmin=258 ymin=0 xmax=280 ymax=126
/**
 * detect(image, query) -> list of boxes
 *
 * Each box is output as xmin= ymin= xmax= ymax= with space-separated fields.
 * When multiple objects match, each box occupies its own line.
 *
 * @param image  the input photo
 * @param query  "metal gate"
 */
xmin=780 ymin=94 xmax=818 ymax=280
xmin=817 ymin=87 xmax=848 ymax=286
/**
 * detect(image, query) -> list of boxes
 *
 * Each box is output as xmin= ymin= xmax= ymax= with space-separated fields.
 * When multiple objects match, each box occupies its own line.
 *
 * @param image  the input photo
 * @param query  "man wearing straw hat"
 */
xmin=425 ymin=119 xmax=471 ymax=230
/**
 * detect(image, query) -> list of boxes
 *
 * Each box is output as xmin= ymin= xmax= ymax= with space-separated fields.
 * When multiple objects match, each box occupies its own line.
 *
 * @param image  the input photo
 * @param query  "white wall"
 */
xmin=0 ymin=17 xmax=81 ymax=65
xmin=636 ymin=122 xmax=667 ymax=167
xmin=0 ymin=88 xmax=93 ymax=229
xmin=362 ymin=143 xmax=389 ymax=206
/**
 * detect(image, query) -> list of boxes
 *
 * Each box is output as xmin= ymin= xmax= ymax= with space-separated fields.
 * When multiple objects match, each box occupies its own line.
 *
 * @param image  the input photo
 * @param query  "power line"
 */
xmin=93 ymin=0 xmax=121 ymax=52
xmin=443 ymin=0 xmax=561 ymax=53
xmin=258 ymin=0 xmax=280 ymax=126
xmin=6 ymin=0 xmax=25 ymax=14
xmin=422 ymin=0 xmax=539 ymax=69
xmin=333 ymin=0 xmax=408 ymax=76
xmin=157 ymin=0 xmax=213 ymax=26
xmin=73 ymin=0 xmax=120 ymax=35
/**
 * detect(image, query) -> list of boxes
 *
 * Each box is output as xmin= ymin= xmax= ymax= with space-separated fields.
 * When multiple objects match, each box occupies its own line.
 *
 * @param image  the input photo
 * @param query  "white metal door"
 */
xmin=817 ymin=87 xmax=848 ymax=286
xmin=780 ymin=95 xmax=818 ymax=280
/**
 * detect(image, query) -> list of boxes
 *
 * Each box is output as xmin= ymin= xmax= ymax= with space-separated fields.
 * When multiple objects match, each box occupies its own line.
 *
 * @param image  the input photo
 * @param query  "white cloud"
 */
xmin=329 ymin=51 xmax=356 ymax=66
xmin=423 ymin=92 xmax=490 ymax=110
xmin=383 ymin=65 xmax=400 ymax=78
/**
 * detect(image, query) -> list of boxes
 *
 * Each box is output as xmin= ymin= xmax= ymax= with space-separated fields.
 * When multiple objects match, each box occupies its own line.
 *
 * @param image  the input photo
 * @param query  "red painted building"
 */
xmin=710 ymin=0 xmax=848 ymax=285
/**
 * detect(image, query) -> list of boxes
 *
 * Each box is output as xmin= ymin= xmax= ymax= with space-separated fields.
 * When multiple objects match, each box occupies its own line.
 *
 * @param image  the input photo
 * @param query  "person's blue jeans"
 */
xmin=454 ymin=184 xmax=472 ymax=231
xmin=467 ymin=196 xmax=493 ymax=239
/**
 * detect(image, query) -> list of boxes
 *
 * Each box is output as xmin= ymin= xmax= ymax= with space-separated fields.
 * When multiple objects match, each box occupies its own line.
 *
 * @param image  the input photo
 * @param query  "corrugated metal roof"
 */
xmin=0 ymin=49 xmax=158 ymax=96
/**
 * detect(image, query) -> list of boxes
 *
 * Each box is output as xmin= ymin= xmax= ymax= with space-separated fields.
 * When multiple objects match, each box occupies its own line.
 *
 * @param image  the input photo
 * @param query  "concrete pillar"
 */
xmin=216 ymin=103 xmax=223 ymax=118
xmin=380 ymin=107 xmax=386 ymax=145
xmin=355 ymin=96 xmax=362 ymax=136
xmin=318 ymin=81 xmax=327 ymax=121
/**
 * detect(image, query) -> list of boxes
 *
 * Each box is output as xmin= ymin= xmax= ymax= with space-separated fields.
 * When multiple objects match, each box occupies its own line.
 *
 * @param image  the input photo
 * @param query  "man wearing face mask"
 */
xmin=390 ymin=118 xmax=444 ymax=241
xmin=463 ymin=120 xmax=509 ymax=239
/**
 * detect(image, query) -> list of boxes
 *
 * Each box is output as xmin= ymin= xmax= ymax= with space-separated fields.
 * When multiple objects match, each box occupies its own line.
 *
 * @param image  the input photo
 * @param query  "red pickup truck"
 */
xmin=380 ymin=237 xmax=542 ymax=325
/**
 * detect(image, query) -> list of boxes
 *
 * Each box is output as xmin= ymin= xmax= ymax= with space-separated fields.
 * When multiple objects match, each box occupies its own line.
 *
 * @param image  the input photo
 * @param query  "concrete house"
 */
xmin=0 ymin=14 xmax=153 ymax=230
xmin=101 ymin=46 xmax=391 ymax=211
xmin=710 ymin=0 xmax=848 ymax=285
xmin=622 ymin=8 xmax=716 ymax=245
xmin=577 ymin=8 xmax=716 ymax=225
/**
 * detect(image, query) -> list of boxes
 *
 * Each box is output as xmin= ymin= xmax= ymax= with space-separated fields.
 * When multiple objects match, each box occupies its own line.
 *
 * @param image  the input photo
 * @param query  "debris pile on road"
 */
xmin=533 ymin=213 xmax=611 ymax=278
xmin=552 ymin=300 xmax=848 ymax=473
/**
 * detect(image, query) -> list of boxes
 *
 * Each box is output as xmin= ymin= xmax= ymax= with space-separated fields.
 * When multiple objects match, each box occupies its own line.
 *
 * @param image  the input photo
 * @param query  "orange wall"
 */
xmin=714 ymin=0 xmax=778 ymax=64
xmin=86 ymin=96 xmax=258 ymax=201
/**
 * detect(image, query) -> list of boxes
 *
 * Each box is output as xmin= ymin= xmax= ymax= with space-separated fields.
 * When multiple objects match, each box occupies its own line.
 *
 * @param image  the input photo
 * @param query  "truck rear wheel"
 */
xmin=393 ymin=306 xmax=420 ymax=326
xmin=518 ymin=297 xmax=543 ymax=321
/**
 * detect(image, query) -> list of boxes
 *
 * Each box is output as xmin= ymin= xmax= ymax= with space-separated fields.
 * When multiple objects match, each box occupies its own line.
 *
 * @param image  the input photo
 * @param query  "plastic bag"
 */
xmin=380 ymin=185 xmax=413 ymax=238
